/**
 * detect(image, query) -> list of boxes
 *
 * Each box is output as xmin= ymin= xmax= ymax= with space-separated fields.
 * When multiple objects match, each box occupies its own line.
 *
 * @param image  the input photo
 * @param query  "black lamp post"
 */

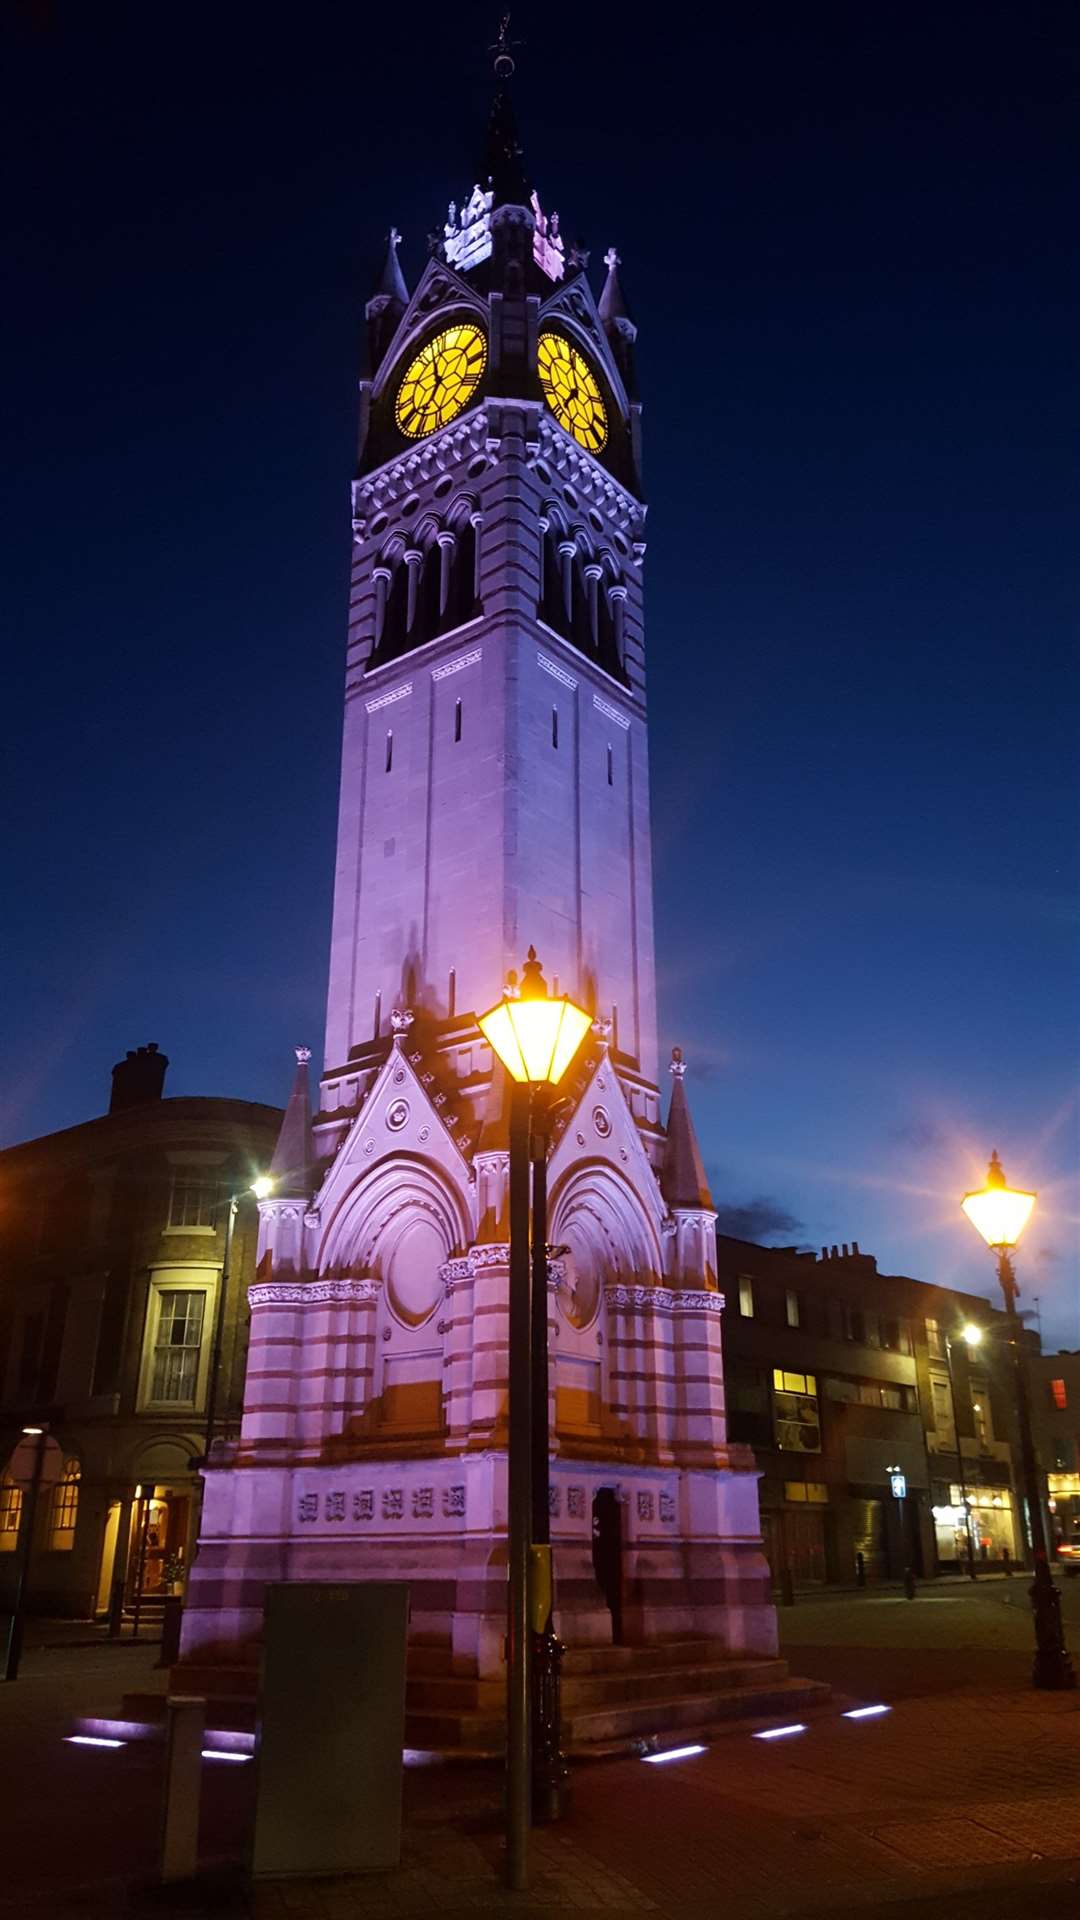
xmin=962 ymin=1153 xmax=1075 ymax=1690
xmin=479 ymin=950 xmax=590 ymax=1889
xmin=943 ymin=1325 xmax=982 ymax=1580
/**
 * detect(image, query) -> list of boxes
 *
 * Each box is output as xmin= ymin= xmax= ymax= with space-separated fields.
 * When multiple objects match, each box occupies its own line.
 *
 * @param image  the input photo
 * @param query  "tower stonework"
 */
xmin=179 ymin=79 xmax=777 ymax=1700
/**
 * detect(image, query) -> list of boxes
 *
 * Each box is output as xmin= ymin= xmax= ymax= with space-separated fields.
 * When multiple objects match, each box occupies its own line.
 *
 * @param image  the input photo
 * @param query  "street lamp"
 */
xmin=961 ymin=1152 xmax=1075 ymax=1689
xmin=202 ymin=1174 xmax=275 ymax=1461
xmin=479 ymin=949 xmax=590 ymax=1890
xmin=943 ymin=1322 xmax=983 ymax=1580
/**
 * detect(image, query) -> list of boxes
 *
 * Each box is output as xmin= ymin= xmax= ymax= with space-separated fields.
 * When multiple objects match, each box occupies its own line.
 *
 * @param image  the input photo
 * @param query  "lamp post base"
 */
xmin=1031 ymin=1563 xmax=1077 ymax=1691
xmin=531 ymin=1629 xmax=570 ymax=1824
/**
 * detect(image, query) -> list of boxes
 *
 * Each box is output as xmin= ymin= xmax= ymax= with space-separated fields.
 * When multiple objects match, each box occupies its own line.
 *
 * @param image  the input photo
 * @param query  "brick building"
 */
xmin=717 ymin=1237 xmax=1024 ymax=1585
xmin=0 ymin=1046 xmax=279 ymax=1617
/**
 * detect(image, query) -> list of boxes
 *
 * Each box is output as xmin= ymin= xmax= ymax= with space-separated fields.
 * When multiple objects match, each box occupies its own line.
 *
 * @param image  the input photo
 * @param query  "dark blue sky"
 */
xmin=4 ymin=4 xmax=1077 ymax=1340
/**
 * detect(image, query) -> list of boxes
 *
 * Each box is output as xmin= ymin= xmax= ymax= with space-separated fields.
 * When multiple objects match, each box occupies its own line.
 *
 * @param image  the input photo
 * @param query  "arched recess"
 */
xmin=317 ymin=1153 xmax=471 ymax=1310
xmin=548 ymin=1158 xmax=665 ymax=1307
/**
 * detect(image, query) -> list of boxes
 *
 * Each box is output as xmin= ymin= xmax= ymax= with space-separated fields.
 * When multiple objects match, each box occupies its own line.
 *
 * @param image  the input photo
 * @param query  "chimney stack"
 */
xmin=109 ymin=1043 xmax=169 ymax=1113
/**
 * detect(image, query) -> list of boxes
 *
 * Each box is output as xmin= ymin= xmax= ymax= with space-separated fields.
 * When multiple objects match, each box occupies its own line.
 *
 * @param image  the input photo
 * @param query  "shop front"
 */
xmin=932 ymin=1484 xmax=1017 ymax=1567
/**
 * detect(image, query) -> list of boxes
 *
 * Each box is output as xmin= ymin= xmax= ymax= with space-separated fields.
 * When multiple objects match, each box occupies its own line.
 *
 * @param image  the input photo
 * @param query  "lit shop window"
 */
xmin=1052 ymin=1379 xmax=1068 ymax=1410
xmin=784 ymin=1482 xmax=828 ymax=1504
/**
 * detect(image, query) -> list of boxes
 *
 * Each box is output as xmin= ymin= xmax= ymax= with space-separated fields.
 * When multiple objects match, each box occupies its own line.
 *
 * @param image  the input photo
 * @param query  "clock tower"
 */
xmin=179 ymin=51 xmax=778 ymax=1727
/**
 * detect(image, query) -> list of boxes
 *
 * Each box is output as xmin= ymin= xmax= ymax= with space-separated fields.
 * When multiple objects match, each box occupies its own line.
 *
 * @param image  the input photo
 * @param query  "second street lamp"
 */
xmin=479 ymin=949 xmax=590 ymax=1890
xmin=943 ymin=1323 xmax=983 ymax=1580
xmin=961 ymin=1152 xmax=1075 ymax=1690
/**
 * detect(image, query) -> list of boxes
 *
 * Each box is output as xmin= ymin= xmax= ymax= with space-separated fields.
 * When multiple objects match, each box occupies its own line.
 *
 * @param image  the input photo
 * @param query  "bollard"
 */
xmin=158 ymin=1596 xmax=183 ymax=1669
xmin=855 ymin=1552 xmax=866 ymax=1589
xmin=161 ymin=1695 xmax=205 ymax=1883
xmin=780 ymin=1564 xmax=795 ymax=1607
xmin=1002 ymin=1547 xmax=1012 ymax=1579
xmin=903 ymin=1566 xmax=916 ymax=1600
xmin=107 ymin=1578 xmax=125 ymax=1639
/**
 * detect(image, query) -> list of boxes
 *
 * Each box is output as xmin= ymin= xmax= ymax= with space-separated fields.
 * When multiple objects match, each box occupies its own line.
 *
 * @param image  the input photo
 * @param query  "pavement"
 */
xmin=7 ymin=1583 xmax=1080 ymax=1918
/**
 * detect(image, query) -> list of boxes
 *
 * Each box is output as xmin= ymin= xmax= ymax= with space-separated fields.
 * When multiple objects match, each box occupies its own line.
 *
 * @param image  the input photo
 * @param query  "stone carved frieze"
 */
xmin=249 ymin=1280 xmax=382 ymax=1308
xmin=352 ymin=413 xmax=492 ymax=534
xmin=526 ymin=417 xmax=643 ymax=541
xmin=604 ymin=1284 xmax=724 ymax=1314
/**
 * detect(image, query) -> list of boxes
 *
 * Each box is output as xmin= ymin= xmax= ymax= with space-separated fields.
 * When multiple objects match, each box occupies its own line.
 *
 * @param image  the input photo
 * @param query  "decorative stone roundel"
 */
xmin=593 ymin=1107 xmax=612 ymax=1138
xmin=387 ymin=1099 xmax=410 ymax=1131
xmin=385 ymin=1217 xmax=445 ymax=1327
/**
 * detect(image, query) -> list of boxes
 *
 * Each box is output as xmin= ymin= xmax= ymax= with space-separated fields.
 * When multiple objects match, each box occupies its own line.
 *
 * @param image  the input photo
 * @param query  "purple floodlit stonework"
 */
xmin=177 ymin=90 xmax=776 ymax=1697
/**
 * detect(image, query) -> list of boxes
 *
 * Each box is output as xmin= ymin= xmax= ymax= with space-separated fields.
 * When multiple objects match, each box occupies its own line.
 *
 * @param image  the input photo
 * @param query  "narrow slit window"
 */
xmin=606 ymin=743 xmax=613 ymax=786
xmin=385 ymin=730 xmax=393 ymax=773
xmin=454 ymin=699 xmax=462 ymax=743
xmin=552 ymin=706 xmax=559 ymax=749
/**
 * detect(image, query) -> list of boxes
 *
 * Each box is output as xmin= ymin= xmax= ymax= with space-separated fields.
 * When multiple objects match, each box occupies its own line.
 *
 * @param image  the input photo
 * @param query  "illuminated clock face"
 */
xmin=537 ymin=331 xmax=608 ymax=453
xmin=394 ymin=323 xmax=487 ymax=439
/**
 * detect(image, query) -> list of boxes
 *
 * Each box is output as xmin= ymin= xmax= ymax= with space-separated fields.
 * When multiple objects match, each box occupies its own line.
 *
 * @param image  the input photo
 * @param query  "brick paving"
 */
xmin=7 ymin=1589 xmax=1080 ymax=1918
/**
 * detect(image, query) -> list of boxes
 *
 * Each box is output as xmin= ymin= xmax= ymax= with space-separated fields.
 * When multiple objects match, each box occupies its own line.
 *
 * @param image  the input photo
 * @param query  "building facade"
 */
xmin=718 ymin=1237 xmax=1024 ymax=1585
xmin=180 ymin=72 xmax=777 ymax=1683
xmin=0 ymin=1046 xmax=279 ymax=1617
xmin=1030 ymin=1351 xmax=1080 ymax=1561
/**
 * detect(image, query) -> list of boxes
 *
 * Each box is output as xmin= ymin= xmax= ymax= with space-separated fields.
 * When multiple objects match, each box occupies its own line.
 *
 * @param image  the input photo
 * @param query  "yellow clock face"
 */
xmin=537 ymin=331 xmax=608 ymax=453
xmin=395 ymin=323 xmax=487 ymax=439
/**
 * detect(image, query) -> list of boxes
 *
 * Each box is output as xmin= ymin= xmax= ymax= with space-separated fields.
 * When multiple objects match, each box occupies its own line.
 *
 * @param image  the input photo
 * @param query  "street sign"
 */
xmin=890 ymin=1472 xmax=907 ymax=1501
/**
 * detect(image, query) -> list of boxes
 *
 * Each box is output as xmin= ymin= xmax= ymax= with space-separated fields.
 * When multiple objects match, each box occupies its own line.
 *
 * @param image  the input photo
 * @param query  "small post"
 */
xmin=855 ymin=1551 xmax=866 ymax=1589
xmin=160 ymin=1695 xmax=205 ymax=1883
xmin=3 ymin=1427 xmax=47 ymax=1683
xmin=903 ymin=1566 xmax=917 ymax=1600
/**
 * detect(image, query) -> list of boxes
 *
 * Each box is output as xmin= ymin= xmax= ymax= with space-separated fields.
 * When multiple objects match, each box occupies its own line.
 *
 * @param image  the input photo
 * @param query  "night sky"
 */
xmin=4 ymin=5 xmax=1077 ymax=1341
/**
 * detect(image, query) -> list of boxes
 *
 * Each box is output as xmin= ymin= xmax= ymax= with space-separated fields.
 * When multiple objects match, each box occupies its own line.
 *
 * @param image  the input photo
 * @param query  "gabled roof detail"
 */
xmin=661 ymin=1048 xmax=715 ymax=1211
xmin=312 ymin=1027 xmax=475 ymax=1227
xmin=269 ymin=1047 xmax=316 ymax=1199
xmin=538 ymin=273 xmax=632 ymax=422
xmin=598 ymin=247 xmax=633 ymax=334
xmin=370 ymin=226 xmax=409 ymax=309
xmin=368 ymin=253 xmax=488 ymax=403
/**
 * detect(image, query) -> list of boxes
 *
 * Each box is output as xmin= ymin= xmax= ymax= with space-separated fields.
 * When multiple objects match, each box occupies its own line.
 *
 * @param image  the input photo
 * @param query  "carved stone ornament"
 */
xmin=604 ymin=1284 xmax=724 ymax=1314
xmin=248 ymin=1279 xmax=382 ymax=1308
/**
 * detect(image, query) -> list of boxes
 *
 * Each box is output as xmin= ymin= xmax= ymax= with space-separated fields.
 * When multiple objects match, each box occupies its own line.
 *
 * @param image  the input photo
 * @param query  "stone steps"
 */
xmin=149 ymin=1638 xmax=830 ymax=1753
xmin=404 ymin=1656 xmax=792 ymax=1713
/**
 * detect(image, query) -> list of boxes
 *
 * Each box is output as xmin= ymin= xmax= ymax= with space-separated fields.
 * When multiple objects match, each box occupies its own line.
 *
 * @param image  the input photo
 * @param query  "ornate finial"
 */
xmin=490 ymin=12 xmax=520 ymax=78
xmin=569 ymin=241 xmax=590 ymax=271
xmin=987 ymin=1149 xmax=1005 ymax=1188
xmin=670 ymin=1046 xmax=687 ymax=1079
xmin=389 ymin=225 xmax=401 ymax=252
xmin=603 ymin=246 xmax=620 ymax=273
xmin=390 ymin=1008 xmax=415 ymax=1039
xmin=519 ymin=946 xmax=547 ymax=1000
xmin=295 ymin=1045 xmax=312 ymax=1066
xmin=592 ymin=1015 xmax=613 ymax=1050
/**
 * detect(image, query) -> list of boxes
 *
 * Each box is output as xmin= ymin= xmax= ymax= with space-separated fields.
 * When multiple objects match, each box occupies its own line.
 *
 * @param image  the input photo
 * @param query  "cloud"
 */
xmin=713 ymin=1195 xmax=803 ymax=1243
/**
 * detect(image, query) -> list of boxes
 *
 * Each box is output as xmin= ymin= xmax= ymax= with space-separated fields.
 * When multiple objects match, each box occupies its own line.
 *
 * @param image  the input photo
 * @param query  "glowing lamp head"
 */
xmin=478 ymin=948 xmax=592 ymax=1088
xmin=961 ymin=1151 xmax=1036 ymax=1250
xmin=960 ymin=1322 xmax=984 ymax=1348
xmin=250 ymin=1175 xmax=274 ymax=1200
